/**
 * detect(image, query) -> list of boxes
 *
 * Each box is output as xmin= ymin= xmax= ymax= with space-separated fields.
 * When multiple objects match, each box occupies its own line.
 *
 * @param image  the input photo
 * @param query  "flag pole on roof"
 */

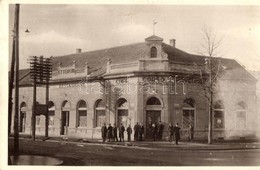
xmin=153 ymin=20 xmax=158 ymax=35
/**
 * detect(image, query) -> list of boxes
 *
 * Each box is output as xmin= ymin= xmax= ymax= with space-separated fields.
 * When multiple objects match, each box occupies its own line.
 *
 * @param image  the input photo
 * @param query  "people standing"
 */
xmin=139 ymin=123 xmax=144 ymax=141
xmin=133 ymin=122 xmax=140 ymax=141
xmin=101 ymin=123 xmax=107 ymax=142
xmin=107 ymin=123 xmax=113 ymax=142
xmin=112 ymin=123 xmax=118 ymax=142
xmin=152 ymin=123 xmax=157 ymax=141
xmin=168 ymin=123 xmax=174 ymax=142
xmin=173 ymin=123 xmax=181 ymax=145
xmin=158 ymin=121 xmax=164 ymax=140
xmin=188 ymin=123 xmax=194 ymax=142
xmin=126 ymin=124 xmax=133 ymax=142
xmin=119 ymin=123 xmax=125 ymax=142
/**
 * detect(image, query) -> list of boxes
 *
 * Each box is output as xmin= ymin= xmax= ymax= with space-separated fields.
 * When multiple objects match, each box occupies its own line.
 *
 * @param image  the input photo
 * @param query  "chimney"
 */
xmin=76 ymin=48 xmax=82 ymax=54
xmin=169 ymin=39 xmax=176 ymax=48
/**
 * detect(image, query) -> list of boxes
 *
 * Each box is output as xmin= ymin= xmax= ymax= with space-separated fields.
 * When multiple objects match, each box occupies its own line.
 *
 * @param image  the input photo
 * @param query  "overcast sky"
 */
xmin=8 ymin=4 xmax=260 ymax=71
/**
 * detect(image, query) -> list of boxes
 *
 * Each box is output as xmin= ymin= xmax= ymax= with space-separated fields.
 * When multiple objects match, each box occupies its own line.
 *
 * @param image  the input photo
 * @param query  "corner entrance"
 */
xmin=145 ymin=97 xmax=162 ymax=140
xmin=146 ymin=111 xmax=161 ymax=139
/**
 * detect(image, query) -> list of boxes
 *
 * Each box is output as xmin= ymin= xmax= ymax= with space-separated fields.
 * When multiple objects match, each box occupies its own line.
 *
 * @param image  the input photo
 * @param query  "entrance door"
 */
xmin=19 ymin=111 xmax=26 ymax=132
xmin=146 ymin=111 xmax=161 ymax=139
xmin=60 ymin=111 xmax=69 ymax=135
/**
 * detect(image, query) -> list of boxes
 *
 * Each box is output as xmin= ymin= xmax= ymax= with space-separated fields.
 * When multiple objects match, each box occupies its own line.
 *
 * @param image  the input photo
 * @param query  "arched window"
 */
xmin=182 ymin=98 xmax=195 ymax=129
xmin=150 ymin=47 xmax=157 ymax=58
xmin=236 ymin=101 xmax=247 ymax=129
xmin=147 ymin=97 xmax=161 ymax=105
xmin=117 ymin=98 xmax=128 ymax=127
xmin=48 ymin=101 xmax=55 ymax=126
xmin=77 ymin=100 xmax=87 ymax=127
xmin=213 ymin=100 xmax=225 ymax=129
xmin=95 ymin=99 xmax=105 ymax=127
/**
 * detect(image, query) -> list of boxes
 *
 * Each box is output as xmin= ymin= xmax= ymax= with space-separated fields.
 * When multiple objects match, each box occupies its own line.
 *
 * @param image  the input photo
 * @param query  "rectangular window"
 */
xmin=96 ymin=110 xmax=105 ymax=127
xmin=79 ymin=110 xmax=87 ymax=127
xmin=182 ymin=109 xmax=195 ymax=129
xmin=48 ymin=111 xmax=55 ymax=126
xmin=36 ymin=116 xmax=40 ymax=125
xmin=118 ymin=110 xmax=128 ymax=127
xmin=236 ymin=111 xmax=246 ymax=129
xmin=214 ymin=110 xmax=225 ymax=129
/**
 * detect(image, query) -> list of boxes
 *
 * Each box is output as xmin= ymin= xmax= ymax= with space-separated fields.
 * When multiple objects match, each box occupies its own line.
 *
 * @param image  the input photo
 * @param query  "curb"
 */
xmin=14 ymin=137 xmax=260 ymax=151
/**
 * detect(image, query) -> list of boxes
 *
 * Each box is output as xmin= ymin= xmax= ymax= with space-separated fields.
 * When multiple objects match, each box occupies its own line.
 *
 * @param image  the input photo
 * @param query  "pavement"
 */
xmin=13 ymin=134 xmax=260 ymax=151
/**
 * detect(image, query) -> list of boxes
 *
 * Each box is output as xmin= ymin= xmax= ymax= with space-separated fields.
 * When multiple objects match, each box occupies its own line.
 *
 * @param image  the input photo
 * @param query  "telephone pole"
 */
xmin=14 ymin=4 xmax=20 ymax=156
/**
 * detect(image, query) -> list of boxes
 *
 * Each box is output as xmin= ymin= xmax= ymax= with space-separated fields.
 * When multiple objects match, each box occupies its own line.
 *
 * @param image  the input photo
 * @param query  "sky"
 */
xmin=8 ymin=4 xmax=260 ymax=71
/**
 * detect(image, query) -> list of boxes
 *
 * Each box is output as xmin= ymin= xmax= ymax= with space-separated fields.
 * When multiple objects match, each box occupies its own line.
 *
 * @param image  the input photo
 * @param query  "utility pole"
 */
xmin=14 ymin=4 xmax=20 ymax=155
xmin=208 ymin=57 xmax=213 ymax=144
xmin=8 ymin=37 xmax=16 ymax=136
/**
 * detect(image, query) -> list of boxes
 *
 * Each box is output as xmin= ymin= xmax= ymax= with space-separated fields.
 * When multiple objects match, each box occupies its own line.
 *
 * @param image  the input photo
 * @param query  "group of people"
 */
xmin=151 ymin=121 xmax=165 ymax=141
xmin=101 ymin=122 xmax=194 ymax=145
xmin=101 ymin=123 xmax=133 ymax=142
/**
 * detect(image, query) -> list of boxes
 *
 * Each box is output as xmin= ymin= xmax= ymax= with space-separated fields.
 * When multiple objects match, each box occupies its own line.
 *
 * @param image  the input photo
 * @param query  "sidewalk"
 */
xmin=14 ymin=134 xmax=260 ymax=151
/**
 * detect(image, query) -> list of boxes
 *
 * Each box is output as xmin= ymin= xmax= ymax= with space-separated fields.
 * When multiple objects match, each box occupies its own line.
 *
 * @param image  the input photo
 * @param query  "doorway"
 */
xmin=146 ymin=111 xmax=161 ymax=139
xmin=19 ymin=111 xmax=26 ymax=132
xmin=60 ymin=111 xmax=69 ymax=135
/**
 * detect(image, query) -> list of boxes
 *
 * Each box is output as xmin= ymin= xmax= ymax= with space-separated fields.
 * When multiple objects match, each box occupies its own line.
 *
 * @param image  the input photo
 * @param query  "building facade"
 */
xmin=13 ymin=35 xmax=258 ymax=140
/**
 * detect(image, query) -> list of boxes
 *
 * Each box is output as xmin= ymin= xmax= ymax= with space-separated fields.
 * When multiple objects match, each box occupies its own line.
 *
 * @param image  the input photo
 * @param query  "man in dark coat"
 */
xmin=158 ymin=121 xmax=164 ymax=140
xmin=173 ymin=123 xmax=181 ymax=145
xmin=139 ymin=123 xmax=144 ymax=141
xmin=101 ymin=123 xmax=107 ymax=142
xmin=133 ymin=122 xmax=140 ymax=141
xmin=112 ymin=123 xmax=118 ymax=142
xmin=119 ymin=123 xmax=125 ymax=142
xmin=126 ymin=124 xmax=133 ymax=142
xmin=152 ymin=123 xmax=157 ymax=141
xmin=107 ymin=123 xmax=113 ymax=142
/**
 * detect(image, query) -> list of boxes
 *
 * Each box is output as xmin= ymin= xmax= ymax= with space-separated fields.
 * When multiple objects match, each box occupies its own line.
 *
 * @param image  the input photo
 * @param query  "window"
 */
xmin=48 ymin=101 xmax=55 ymax=126
xmin=117 ymin=98 xmax=128 ymax=127
xmin=77 ymin=100 xmax=87 ymax=127
xmin=151 ymin=47 xmax=157 ymax=58
xmin=182 ymin=98 xmax=195 ymax=129
xmin=36 ymin=116 xmax=40 ymax=125
xmin=95 ymin=99 xmax=105 ymax=127
xmin=236 ymin=102 xmax=247 ymax=129
xmin=213 ymin=101 xmax=225 ymax=129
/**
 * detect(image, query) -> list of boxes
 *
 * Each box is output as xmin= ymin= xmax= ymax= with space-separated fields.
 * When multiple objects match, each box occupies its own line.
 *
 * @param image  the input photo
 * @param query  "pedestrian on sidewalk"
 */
xmin=173 ymin=123 xmax=181 ymax=145
xmin=158 ymin=121 xmax=164 ymax=140
xmin=152 ymin=123 xmax=157 ymax=141
xmin=139 ymin=123 xmax=144 ymax=141
xmin=168 ymin=123 xmax=174 ymax=142
xmin=119 ymin=123 xmax=125 ymax=142
xmin=127 ymin=124 xmax=133 ymax=142
xmin=107 ymin=123 xmax=113 ymax=142
xmin=134 ymin=122 xmax=140 ymax=141
xmin=112 ymin=123 xmax=118 ymax=142
xmin=188 ymin=123 xmax=194 ymax=142
xmin=101 ymin=123 xmax=107 ymax=142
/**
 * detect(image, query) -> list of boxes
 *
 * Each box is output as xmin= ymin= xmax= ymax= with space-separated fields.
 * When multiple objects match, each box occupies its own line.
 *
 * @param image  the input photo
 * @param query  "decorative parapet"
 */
xmin=108 ymin=61 xmax=139 ymax=74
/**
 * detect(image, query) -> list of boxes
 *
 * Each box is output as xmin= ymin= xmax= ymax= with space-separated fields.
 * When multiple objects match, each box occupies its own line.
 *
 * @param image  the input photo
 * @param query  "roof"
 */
xmin=17 ymin=35 xmax=256 ymax=85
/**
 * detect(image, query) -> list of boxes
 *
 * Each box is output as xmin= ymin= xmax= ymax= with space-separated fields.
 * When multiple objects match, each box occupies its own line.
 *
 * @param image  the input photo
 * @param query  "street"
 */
xmin=8 ymin=138 xmax=260 ymax=166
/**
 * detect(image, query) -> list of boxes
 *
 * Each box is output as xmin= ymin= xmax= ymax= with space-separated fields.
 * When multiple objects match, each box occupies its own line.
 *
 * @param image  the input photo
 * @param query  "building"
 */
xmin=13 ymin=35 xmax=258 ymax=140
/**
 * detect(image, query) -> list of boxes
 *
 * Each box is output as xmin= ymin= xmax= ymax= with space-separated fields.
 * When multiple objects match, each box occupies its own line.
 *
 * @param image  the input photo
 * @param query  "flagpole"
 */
xmin=153 ymin=20 xmax=155 ymax=35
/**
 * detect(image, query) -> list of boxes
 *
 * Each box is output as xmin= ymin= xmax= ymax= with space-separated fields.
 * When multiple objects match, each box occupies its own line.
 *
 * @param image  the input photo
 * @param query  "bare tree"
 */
xmin=197 ymin=26 xmax=224 ymax=144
